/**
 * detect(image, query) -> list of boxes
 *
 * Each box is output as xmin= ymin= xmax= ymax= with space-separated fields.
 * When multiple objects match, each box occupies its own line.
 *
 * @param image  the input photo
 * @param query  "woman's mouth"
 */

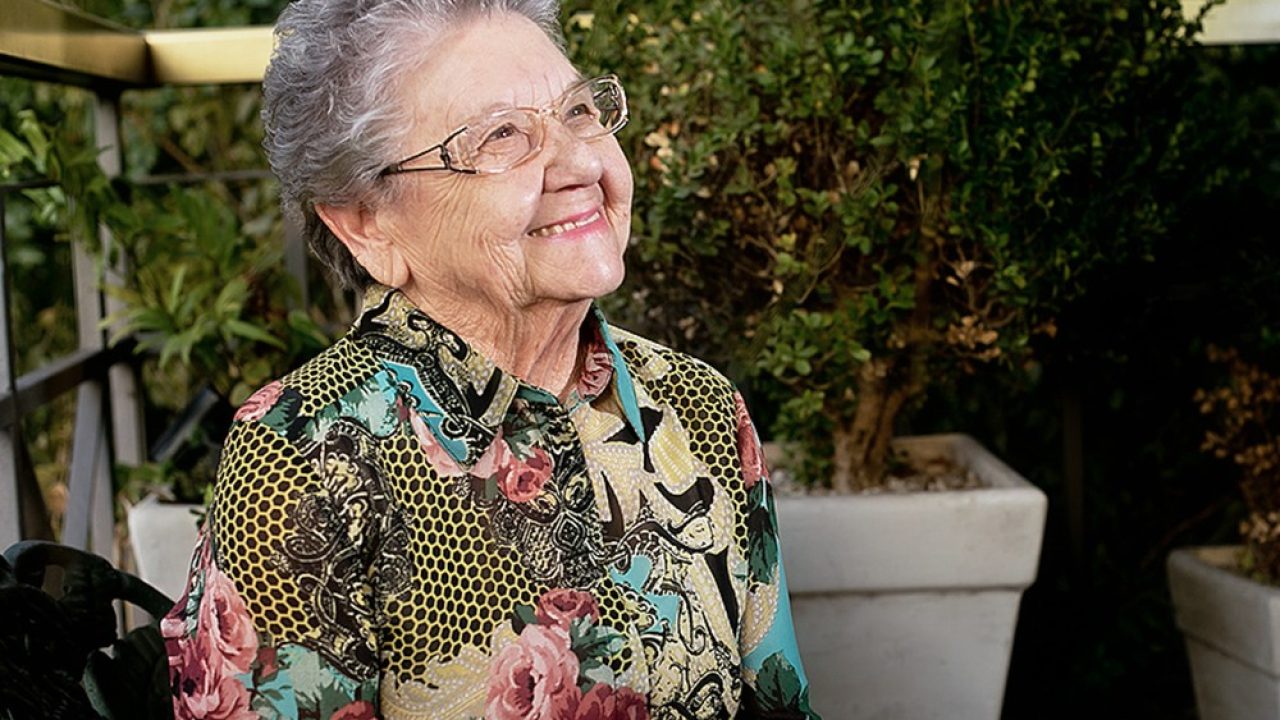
xmin=527 ymin=209 xmax=603 ymax=239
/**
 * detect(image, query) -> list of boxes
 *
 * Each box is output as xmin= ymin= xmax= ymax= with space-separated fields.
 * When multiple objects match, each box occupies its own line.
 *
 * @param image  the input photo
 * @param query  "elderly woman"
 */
xmin=163 ymin=1 xmax=818 ymax=718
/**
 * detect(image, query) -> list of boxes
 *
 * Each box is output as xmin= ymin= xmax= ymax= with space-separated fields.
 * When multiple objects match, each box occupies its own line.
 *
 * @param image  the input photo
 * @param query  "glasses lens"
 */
xmin=560 ymin=77 xmax=627 ymax=139
xmin=455 ymin=110 xmax=540 ymax=173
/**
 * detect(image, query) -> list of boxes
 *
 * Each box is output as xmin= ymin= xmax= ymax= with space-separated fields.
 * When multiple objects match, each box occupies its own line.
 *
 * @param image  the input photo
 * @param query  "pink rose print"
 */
xmin=197 ymin=565 xmax=259 ymax=676
xmin=472 ymin=430 xmax=554 ymax=502
xmin=733 ymin=392 xmax=768 ymax=490
xmin=160 ymin=612 xmax=189 ymax=664
xmin=497 ymin=445 xmax=554 ymax=503
xmin=577 ymin=336 xmax=613 ymax=399
xmin=486 ymin=625 xmax=582 ymax=720
xmin=410 ymin=412 xmax=466 ymax=477
xmin=471 ymin=429 xmax=514 ymax=480
xmin=234 ymin=380 xmax=283 ymax=422
xmin=330 ymin=700 xmax=378 ymax=720
xmin=535 ymin=588 xmax=600 ymax=628
xmin=574 ymin=685 xmax=650 ymax=720
xmin=170 ymin=634 xmax=257 ymax=720
xmin=164 ymin=556 xmax=260 ymax=720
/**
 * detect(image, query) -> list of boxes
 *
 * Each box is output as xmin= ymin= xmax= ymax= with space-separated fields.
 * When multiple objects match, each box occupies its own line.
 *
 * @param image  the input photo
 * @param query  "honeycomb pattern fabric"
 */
xmin=163 ymin=284 xmax=820 ymax=720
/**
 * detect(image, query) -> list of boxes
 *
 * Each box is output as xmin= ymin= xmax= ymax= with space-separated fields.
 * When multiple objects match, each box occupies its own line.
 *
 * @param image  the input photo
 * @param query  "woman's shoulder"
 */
xmin=227 ymin=332 xmax=385 ymax=441
xmin=213 ymin=331 xmax=393 ymax=530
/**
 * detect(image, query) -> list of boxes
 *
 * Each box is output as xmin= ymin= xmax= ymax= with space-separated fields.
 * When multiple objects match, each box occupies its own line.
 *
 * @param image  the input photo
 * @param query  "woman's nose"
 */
xmin=540 ymin=121 xmax=605 ymax=192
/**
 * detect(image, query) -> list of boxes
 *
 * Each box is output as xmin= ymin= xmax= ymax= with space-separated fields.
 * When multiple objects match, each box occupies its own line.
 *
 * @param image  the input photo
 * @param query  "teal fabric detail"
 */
xmin=609 ymin=555 xmax=680 ymax=635
xmin=335 ymin=370 xmax=399 ymax=437
xmin=275 ymin=643 xmax=364 ymax=717
xmin=248 ymin=661 xmax=299 ymax=720
xmin=741 ymin=490 xmax=808 ymax=686
xmin=300 ymin=370 xmax=400 ymax=444
xmin=381 ymin=359 xmax=470 ymax=463
xmin=593 ymin=306 xmax=646 ymax=443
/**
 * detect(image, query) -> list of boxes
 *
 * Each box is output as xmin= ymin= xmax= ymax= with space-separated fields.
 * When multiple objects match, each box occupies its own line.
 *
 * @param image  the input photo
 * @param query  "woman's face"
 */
xmin=376 ymin=13 xmax=633 ymax=312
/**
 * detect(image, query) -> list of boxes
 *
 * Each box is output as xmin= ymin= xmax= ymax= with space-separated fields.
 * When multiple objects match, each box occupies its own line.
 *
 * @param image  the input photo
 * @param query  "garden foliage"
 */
xmin=0 ymin=0 xmax=322 ymax=505
xmin=1 ymin=2 xmax=1277 ymax=716
xmin=567 ymin=0 xmax=1218 ymax=490
xmin=1 ymin=109 xmax=329 ymax=501
xmin=1198 ymin=347 xmax=1280 ymax=583
xmin=0 ymin=0 xmax=1252 ymax=501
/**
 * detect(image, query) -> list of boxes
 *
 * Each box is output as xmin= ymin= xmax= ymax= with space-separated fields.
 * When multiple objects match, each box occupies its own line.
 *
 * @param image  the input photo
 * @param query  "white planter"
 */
xmin=126 ymin=495 xmax=203 ymax=603
xmin=1168 ymin=546 xmax=1280 ymax=720
xmin=774 ymin=433 xmax=1047 ymax=720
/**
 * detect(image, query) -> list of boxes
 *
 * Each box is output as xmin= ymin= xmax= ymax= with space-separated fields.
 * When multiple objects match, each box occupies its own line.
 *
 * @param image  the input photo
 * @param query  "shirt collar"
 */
xmin=351 ymin=285 xmax=647 ymax=468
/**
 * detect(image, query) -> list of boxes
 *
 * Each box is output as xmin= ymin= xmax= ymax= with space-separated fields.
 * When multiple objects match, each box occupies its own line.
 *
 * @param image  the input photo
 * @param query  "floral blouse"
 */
xmin=164 ymin=285 xmax=819 ymax=720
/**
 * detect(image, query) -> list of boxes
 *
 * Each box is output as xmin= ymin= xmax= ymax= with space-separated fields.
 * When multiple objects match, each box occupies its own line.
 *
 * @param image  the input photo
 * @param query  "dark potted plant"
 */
xmin=1170 ymin=347 xmax=1280 ymax=720
xmin=566 ymin=0 xmax=1211 ymax=716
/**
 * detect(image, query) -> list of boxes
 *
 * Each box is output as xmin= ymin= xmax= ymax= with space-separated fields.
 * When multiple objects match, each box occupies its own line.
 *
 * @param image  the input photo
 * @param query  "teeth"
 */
xmin=529 ymin=210 xmax=601 ymax=238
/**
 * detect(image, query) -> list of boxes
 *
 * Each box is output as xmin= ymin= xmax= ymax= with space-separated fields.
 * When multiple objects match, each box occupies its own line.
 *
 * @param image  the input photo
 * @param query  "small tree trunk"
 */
xmin=831 ymin=357 xmax=915 ymax=493
xmin=831 ymin=416 xmax=859 ymax=494
xmin=832 ymin=358 xmax=891 ymax=492
xmin=831 ymin=222 xmax=937 ymax=492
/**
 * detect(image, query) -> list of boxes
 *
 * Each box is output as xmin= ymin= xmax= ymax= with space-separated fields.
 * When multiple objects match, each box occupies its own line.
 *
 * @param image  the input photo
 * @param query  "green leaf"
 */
xmin=578 ymin=657 xmax=615 ymax=691
xmin=215 ymin=276 xmax=250 ymax=315
xmin=226 ymin=318 xmax=286 ymax=349
xmin=0 ymin=128 xmax=33 ymax=169
xmin=754 ymin=652 xmax=803 ymax=711
xmin=166 ymin=264 xmax=188 ymax=313
xmin=747 ymin=483 xmax=779 ymax=584
xmin=512 ymin=603 xmax=538 ymax=634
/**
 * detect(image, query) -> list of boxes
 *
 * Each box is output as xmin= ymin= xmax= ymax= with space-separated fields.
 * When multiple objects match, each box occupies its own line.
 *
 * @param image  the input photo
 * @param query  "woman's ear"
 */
xmin=315 ymin=202 xmax=410 ymax=288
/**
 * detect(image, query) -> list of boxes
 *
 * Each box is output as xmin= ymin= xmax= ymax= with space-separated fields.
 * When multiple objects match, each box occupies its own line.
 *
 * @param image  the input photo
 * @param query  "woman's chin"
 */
xmin=523 ymin=233 xmax=626 ymax=303
xmin=531 ymin=256 xmax=625 ymax=305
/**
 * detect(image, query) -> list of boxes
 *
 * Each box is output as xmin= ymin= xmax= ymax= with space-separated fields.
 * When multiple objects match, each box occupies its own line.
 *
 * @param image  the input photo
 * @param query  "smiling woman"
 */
xmin=161 ymin=1 xmax=820 ymax=718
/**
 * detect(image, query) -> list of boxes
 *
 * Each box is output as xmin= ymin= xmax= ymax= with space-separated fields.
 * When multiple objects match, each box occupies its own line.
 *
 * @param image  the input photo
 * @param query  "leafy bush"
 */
xmin=567 ymin=0 xmax=1219 ymax=489
xmin=2 ymin=110 xmax=326 ymax=400
xmin=101 ymin=182 xmax=327 ymax=405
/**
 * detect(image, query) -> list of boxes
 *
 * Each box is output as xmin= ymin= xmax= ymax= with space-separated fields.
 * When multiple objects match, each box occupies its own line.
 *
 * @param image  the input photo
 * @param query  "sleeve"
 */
xmin=161 ymin=415 xmax=384 ymax=720
xmin=731 ymin=392 xmax=822 ymax=720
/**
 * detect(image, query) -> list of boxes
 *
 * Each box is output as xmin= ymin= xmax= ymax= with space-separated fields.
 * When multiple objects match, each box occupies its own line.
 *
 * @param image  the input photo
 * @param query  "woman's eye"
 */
xmin=565 ymin=102 xmax=599 ymax=120
xmin=483 ymin=123 xmax=519 ymax=144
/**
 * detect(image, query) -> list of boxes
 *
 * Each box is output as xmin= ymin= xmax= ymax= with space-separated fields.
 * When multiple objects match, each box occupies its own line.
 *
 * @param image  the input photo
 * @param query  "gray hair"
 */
xmin=262 ymin=0 xmax=565 ymax=290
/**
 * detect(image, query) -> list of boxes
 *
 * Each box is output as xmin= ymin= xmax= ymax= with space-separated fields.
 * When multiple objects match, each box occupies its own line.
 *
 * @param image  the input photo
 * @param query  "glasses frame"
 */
xmin=378 ymin=74 xmax=629 ymax=178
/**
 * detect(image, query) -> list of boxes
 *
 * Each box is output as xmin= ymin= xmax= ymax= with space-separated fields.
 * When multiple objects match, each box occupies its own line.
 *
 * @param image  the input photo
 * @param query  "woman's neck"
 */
xmin=400 ymin=285 xmax=591 ymax=399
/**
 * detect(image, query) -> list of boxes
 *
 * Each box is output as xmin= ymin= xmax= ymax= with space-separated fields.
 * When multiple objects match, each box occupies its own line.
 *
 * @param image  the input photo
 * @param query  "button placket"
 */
xmin=511 ymin=388 xmax=608 ymax=589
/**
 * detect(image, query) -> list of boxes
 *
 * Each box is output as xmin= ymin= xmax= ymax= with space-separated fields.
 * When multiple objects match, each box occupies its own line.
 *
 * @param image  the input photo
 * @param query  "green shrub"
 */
xmin=567 ymin=0 xmax=1218 ymax=490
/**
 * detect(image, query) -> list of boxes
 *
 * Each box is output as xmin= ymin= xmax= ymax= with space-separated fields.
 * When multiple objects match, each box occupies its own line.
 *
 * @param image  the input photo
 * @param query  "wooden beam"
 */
xmin=143 ymin=26 xmax=273 ymax=85
xmin=0 ymin=0 xmax=147 ymax=86
xmin=0 ymin=1 xmax=274 ymax=87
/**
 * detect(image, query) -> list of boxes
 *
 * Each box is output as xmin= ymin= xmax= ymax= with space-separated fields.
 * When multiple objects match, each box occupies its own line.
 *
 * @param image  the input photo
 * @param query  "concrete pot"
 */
xmin=773 ymin=433 xmax=1047 ymax=720
xmin=126 ymin=495 xmax=202 ymax=603
xmin=1168 ymin=546 xmax=1280 ymax=720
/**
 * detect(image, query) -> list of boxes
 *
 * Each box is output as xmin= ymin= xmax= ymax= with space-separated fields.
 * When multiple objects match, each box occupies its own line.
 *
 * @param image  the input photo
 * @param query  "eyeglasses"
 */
xmin=379 ymin=74 xmax=629 ymax=177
